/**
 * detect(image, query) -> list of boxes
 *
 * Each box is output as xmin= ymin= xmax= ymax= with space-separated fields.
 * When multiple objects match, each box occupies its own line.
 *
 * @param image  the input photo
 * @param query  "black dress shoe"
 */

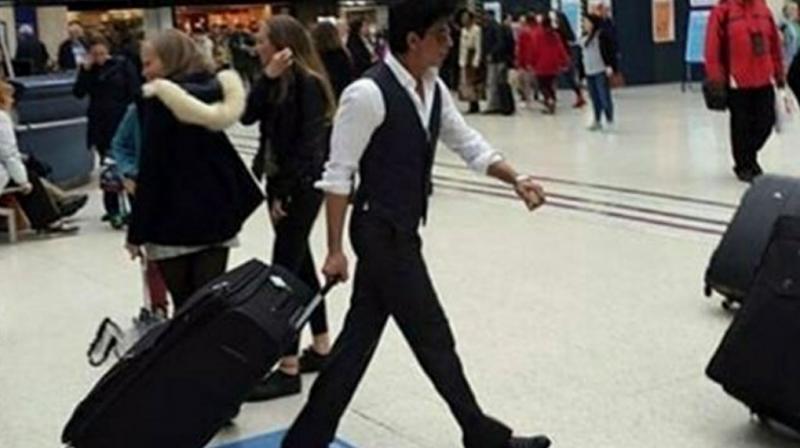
xmin=506 ymin=435 xmax=552 ymax=448
xmin=734 ymin=167 xmax=756 ymax=183
xmin=299 ymin=346 xmax=329 ymax=374
xmin=245 ymin=371 xmax=301 ymax=402
xmin=59 ymin=194 xmax=88 ymax=218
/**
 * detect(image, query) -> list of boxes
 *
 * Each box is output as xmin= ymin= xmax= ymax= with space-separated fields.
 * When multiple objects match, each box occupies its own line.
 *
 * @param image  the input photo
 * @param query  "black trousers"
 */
xmin=15 ymin=170 xmax=61 ymax=230
xmin=728 ymin=87 xmax=775 ymax=174
xmin=156 ymin=247 xmax=230 ymax=311
xmin=270 ymin=186 xmax=327 ymax=357
xmin=282 ymin=212 xmax=512 ymax=448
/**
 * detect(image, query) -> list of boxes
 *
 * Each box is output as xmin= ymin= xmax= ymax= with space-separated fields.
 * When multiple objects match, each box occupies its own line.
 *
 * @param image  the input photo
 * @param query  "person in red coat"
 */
xmin=530 ymin=14 xmax=570 ymax=114
xmin=705 ymin=0 xmax=785 ymax=182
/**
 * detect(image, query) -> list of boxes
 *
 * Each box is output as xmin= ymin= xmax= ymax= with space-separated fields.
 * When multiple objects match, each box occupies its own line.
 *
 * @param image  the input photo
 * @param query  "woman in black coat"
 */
xmin=126 ymin=30 xmax=262 ymax=311
xmin=73 ymin=34 xmax=140 ymax=222
xmin=312 ymin=21 xmax=355 ymax=99
xmin=346 ymin=19 xmax=375 ymax=77
xmin=242 ymin=15 xmax=337 ymax=402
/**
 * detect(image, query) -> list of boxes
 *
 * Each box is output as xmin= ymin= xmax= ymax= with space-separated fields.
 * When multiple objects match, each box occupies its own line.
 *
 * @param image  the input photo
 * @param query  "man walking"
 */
xmin=281 ymin=2 xmax=551 ymax=448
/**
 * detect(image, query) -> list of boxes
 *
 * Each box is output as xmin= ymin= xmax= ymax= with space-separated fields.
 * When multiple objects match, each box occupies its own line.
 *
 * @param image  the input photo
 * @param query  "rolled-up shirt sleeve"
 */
xmin=315 ymin=79 xmax=385 ymax=195
xmin=437 ymin=80 xmax=504 ymax=174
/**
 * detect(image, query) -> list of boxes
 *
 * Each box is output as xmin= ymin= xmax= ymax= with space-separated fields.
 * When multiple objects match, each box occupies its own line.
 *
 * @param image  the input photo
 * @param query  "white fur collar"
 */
xmin=142 ymin=70 xmax=245 ymax=131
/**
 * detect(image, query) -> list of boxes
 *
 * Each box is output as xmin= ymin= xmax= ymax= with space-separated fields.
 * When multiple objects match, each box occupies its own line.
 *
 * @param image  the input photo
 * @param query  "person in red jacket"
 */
xmin=530 ymin=14 xmax=570 ymax=114
xmin=705 ymin=0 xmax=785 ymax=182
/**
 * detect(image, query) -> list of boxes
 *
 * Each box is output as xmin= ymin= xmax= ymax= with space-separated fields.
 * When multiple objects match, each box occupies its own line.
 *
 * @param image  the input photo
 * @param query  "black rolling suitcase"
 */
xmin=62 ymin=259 xmax=333 ymax=448
xmin=707 ymin=216 xmax=800 ymax=434
xmin=704 ymin=175 xmax=800 ymax=309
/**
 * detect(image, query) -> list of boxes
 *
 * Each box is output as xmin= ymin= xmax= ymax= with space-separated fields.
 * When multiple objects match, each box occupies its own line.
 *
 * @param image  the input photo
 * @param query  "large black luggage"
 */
xmin=62 ymin=259 xmax=331 ymax=448
xmin=707 ymin=216 xmax=800 ymax=433
xmin=704 ymin=175 xmax=800 ymax=308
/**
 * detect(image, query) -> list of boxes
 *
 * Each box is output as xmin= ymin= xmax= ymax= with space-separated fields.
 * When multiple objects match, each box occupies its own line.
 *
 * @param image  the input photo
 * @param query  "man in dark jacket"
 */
xmin=73 ymin=35 xmax=141 ymax=222
xmin=483 ymin=11 xmax=511 ymax=113
xmin=229 ymin=25 xmax=257 ymax=87
xmin=14 ymin=25 xmax=49 ymax=75
xmin=57 ymin=21 xmax=87 ymax=71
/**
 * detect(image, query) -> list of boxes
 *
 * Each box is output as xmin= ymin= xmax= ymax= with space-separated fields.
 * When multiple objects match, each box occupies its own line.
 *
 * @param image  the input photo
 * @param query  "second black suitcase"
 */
xmin=707 ymin=216 xmax=800 ymax=433
xmin=705 ymin=175 xmax=800 ymax=307
xmin=63 ymin=259 xmax=331 ymax=448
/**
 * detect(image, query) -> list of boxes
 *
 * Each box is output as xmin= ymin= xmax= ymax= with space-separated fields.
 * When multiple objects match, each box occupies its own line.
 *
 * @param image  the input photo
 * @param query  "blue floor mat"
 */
xmin=216 ymin=430 xmax=355 ymax=448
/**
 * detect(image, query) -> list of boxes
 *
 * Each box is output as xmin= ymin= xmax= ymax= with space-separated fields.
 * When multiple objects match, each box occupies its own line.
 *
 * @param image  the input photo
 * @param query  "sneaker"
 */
xmin=587 ymin=122 xmax=602 ymax=131
xmin=299 ymin=346 xmax=330 ymax=374
xmin=603 ymin=121 xmax=617 ymax=132
xmin=245 ymin=370 xmax=301 ymax=402
xmin=573 ymin=98 xmax=587 ymax=108
xmin=507 ymin=435 xmax=552 ymax=448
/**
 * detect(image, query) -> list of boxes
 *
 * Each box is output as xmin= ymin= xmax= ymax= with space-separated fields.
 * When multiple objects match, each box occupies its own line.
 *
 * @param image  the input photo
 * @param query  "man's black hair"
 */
xmin=389 ymin=0 xmax=457 ymax=54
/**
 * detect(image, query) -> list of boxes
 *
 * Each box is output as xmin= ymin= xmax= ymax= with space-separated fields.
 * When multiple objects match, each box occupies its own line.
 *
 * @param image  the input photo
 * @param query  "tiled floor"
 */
xmin=3 ymin=84 xmax=800 ymax=447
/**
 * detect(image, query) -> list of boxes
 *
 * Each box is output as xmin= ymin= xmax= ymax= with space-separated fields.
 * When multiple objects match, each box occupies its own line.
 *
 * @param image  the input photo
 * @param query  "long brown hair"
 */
xmin=265 ymin=16 xmax=336 ymax=119
xmin=149 ymin=29 xmax=214 ymax=80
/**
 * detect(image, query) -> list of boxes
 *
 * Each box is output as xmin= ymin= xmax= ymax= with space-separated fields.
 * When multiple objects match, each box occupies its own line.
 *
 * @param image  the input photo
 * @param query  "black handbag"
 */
xmin=703 ymin=81 xmax=729 ymax=111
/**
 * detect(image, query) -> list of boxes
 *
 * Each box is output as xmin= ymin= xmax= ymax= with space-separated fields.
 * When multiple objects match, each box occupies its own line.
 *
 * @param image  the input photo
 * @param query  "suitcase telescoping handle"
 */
xmin=291 ymin=280 xmax=338 ymax=332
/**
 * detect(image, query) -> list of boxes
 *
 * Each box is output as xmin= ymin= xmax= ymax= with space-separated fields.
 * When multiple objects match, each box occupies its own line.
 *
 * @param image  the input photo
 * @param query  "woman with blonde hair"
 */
xmin=242 ymin=14 xmax=336 ymax=402
xmin=126 ymin=29 xmax=263 ymax=311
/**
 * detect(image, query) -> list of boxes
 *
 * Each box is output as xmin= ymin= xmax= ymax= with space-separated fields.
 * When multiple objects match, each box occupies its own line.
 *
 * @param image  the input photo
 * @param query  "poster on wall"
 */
xmin=653 ymin=0 xmax=676 ymax=43
xmin=685 ymin=9 xmax=711 ymax=63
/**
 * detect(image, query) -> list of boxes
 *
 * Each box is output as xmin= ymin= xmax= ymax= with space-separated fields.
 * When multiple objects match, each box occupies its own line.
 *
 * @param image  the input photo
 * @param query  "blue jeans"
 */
xmin=587 ymin=73 xmax=614 ymax=123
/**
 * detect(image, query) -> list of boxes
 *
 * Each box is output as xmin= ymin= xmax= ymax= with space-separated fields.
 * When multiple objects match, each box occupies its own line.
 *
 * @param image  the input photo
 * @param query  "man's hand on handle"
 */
xmin=322 ymin=251 xmax=349 ymax=284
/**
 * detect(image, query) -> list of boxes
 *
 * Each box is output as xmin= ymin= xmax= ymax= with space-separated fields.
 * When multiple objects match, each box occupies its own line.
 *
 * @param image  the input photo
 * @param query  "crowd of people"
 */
xmin=440 ymin=1 xmax=619 ymax=129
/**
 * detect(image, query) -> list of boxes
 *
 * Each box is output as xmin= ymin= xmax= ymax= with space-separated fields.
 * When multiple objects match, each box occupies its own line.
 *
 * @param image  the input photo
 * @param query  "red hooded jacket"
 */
xmin=530 ymin=27 xmax=570 ymax=76
xmin=705 ymin=0 xmax=784 ymax=88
